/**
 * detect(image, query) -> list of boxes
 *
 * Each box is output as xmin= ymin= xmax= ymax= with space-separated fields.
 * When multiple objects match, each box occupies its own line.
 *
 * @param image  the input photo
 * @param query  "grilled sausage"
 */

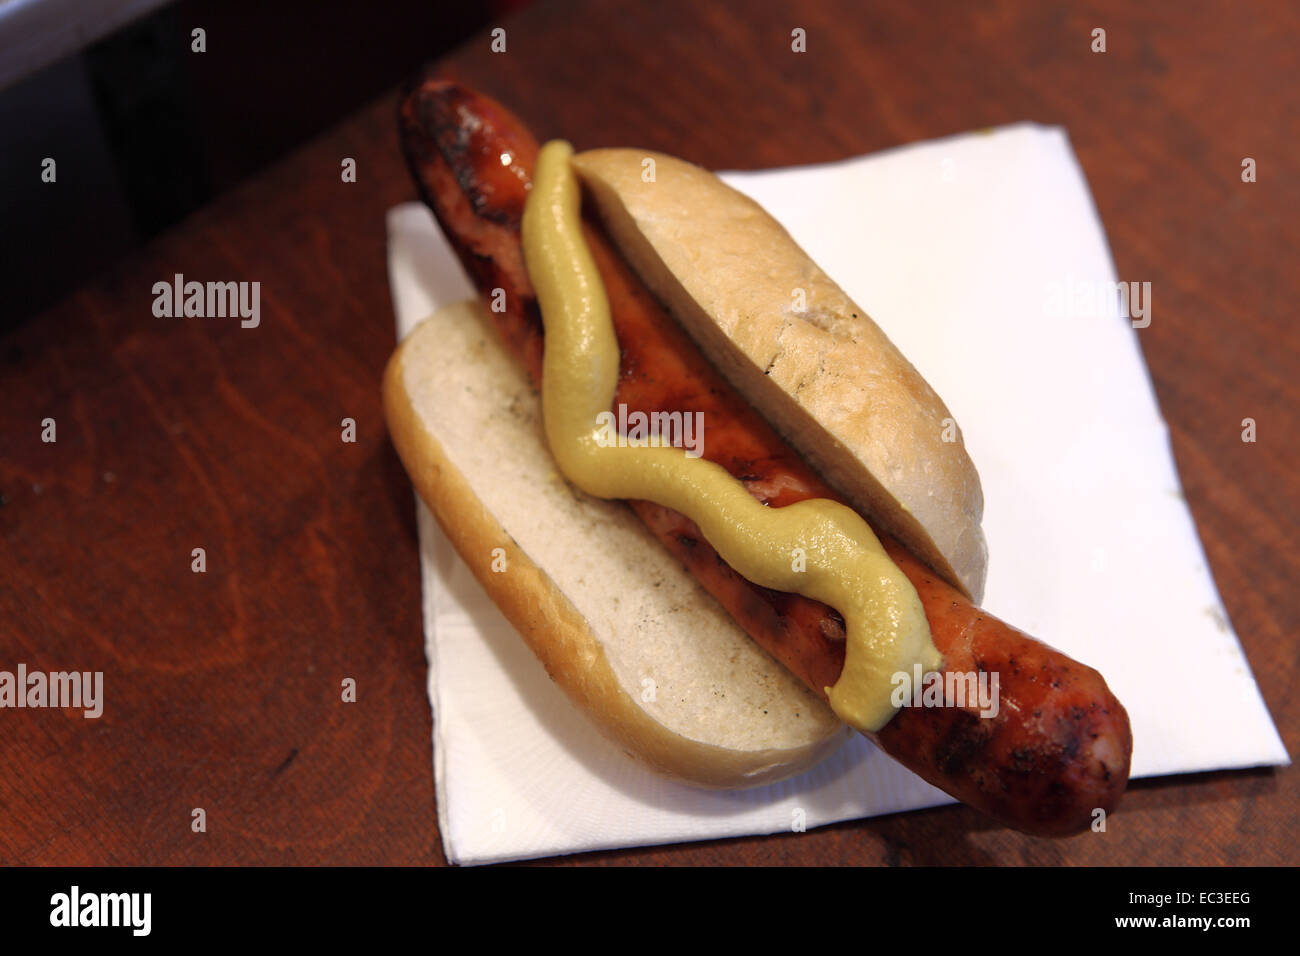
xmin=397 ymin=75 xmax=1132 ymax=835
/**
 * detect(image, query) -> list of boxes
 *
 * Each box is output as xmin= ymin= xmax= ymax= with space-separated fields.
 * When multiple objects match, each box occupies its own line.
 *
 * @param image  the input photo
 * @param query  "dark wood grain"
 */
xmin=1 ymin=0 xmax=1295 ymax=866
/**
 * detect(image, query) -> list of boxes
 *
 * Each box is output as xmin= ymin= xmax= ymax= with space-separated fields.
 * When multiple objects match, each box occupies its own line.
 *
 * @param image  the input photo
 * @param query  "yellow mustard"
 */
xmin=520 ymin=139 xmax=942 ymax=733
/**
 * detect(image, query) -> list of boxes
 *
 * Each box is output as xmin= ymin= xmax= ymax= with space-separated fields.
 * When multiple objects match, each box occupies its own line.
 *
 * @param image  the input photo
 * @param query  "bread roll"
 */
xmin=383 ymin=299 xmax=848 ymax=788
xmin=573 ymin=149 xmax=988 ymax=602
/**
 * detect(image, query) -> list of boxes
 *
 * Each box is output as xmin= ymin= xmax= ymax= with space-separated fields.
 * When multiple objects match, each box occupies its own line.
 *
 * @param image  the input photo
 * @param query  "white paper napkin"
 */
xmin=386 ymin=123 xmax=1288 ymax=866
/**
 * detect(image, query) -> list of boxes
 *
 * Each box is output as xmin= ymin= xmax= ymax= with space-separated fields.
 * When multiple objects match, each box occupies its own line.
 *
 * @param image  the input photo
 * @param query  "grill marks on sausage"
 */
xmin=398 ymin=78 xmax=1132 ymax=835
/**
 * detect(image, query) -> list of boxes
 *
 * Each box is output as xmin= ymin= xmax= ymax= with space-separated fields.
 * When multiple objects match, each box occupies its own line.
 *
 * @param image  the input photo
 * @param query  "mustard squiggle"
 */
xmin=520 ymin=139 xmax=942 ymax=732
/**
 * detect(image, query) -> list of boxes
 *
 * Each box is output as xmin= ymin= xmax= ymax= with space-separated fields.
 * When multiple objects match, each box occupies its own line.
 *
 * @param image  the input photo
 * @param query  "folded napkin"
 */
xmin=386 ymin=123 xmax=1288 ymax=865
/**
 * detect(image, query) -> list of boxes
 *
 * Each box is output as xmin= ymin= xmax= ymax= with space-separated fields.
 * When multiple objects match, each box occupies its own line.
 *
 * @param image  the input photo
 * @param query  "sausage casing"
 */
xmin=398 ymin=75 xmax=1132 ymax=835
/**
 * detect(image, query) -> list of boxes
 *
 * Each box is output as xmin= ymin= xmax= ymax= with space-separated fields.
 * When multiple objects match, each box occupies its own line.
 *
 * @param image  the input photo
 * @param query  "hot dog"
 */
xmin=390 ymin=76 xmax=1132 ymax=836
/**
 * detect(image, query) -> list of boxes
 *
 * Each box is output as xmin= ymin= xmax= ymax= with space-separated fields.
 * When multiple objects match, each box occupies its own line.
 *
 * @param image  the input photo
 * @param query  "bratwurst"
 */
xmin=397 ymin=76 xmax=1132 ymax=836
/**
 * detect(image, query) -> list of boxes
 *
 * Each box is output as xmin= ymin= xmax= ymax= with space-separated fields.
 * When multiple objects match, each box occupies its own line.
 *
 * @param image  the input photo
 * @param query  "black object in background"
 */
xmin=0 ymin=0 xmax=498 ymax=329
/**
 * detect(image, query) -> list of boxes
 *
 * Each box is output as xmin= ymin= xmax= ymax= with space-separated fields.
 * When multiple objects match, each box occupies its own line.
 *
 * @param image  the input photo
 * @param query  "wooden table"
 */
xmin=2 ymin=0 xmax=1295 ymax=866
